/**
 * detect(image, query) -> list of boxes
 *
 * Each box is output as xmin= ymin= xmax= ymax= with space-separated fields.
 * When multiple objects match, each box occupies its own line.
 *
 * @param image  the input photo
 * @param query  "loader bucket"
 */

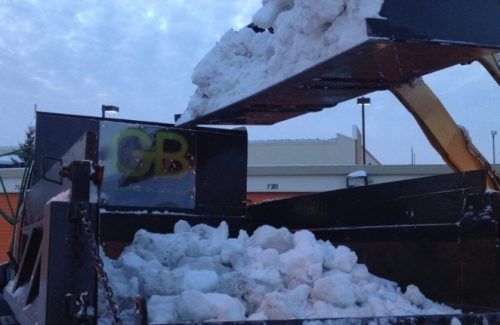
xmin=178 ymin=0 xmax=500 ymax=127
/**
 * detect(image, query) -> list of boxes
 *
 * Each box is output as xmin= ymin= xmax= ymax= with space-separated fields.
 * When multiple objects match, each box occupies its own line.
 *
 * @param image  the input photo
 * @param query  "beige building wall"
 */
xmin=247 ymin=164 xmax=455 ymax=194
xmin=248 ymin=129 xmax=379 ymax=167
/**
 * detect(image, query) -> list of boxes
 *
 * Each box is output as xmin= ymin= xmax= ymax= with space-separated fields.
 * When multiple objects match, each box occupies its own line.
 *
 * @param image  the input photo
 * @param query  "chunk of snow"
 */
xmin=148 ymin=295 xmax=177 ymax=324
xmin=247 ymin=225 xmax=293 ymax=253
xmin=311 ymin=273 xmax=357 ymax=308
xmin=175 ymin=291 xmax=246 ymax=322
xmin=252 ymin=0 xmax=293 ymax=29
xmin=47 ymin=189 xmax=72 ymax=203
xmin=347 ymin=170 xmax=368 ymax=178
xmin=175 ymin=290 xmax=219 ymax=321
xmin=181 ymin=270 xmax=219 ymax=292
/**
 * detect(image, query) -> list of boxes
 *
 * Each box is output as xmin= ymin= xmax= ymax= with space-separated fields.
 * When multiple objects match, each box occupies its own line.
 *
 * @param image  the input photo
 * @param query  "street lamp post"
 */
xmin=101 ymin=105 xmax=120 ymax=118
xmin=492 ymin=130 xmax=498 ymax=164
xmin=357 ymin=97 xmax=371 ymax=165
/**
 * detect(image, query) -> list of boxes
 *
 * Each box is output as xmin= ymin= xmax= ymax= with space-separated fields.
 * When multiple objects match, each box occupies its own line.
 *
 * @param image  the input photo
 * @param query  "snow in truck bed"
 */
xmin=100 ymin=221 xmax=459 ymax=324
xmin=177 ymin=0 xmax=385 ymax=124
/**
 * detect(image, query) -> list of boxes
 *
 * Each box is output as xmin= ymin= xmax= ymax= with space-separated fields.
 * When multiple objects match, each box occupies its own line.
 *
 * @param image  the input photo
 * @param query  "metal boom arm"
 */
xmin=390 ymin=79 xmax=500 ymax=190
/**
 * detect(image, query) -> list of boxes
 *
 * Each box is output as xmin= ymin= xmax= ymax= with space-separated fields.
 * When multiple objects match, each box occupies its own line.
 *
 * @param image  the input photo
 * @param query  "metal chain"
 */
xmin=79 ymin=205 xmax=122 ymax=325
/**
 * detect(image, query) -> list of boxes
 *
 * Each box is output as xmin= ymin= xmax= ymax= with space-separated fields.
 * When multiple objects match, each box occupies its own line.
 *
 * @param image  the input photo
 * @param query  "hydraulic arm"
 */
xmin=390 ymin=78 xmax=500 ymax=190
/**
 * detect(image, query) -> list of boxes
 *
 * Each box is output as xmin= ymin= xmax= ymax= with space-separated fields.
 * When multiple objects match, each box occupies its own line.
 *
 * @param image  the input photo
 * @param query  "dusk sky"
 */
xmin=0 ymin=0 xmax=499 ymax=165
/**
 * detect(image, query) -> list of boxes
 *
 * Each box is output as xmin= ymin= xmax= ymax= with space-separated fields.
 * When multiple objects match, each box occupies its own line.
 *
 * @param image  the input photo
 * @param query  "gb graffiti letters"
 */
xmin=109 ymin=128 xmax=190 ymax=179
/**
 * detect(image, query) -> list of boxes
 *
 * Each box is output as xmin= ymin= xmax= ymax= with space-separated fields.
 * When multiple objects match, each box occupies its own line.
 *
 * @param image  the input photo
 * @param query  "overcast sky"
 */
xmin=0 ymin=0 xmax=499 ymax=165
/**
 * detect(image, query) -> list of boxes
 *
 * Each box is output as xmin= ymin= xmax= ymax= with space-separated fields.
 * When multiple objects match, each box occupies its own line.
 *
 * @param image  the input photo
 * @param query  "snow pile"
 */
xmin=100 ymin=221 xmax=459 ymax=323
xmin=347 ymin=170 xmax=367 ymax=178
xmin=177 ymin=0 xmax=385 ymax=124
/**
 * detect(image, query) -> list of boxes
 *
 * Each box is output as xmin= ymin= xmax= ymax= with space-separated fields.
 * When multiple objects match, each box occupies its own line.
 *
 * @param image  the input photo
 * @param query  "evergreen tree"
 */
xmin=18 ymin=126 xmax=35 ymax=163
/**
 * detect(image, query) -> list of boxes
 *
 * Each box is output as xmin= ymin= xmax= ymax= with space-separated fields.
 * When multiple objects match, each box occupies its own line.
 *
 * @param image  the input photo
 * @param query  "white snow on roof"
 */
xmin=100 ymin=221 xmax=459 ymax=323
xmin=347 ymin=170 xmax=367 ymax=178
xmin=177 ymin=0 xmax=384 ymax=124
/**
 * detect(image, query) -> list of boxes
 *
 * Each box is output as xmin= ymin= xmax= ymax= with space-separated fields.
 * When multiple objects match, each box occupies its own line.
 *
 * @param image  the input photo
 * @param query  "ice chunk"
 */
xmin=181 ymin=270 xmax=219 ymax=292
xmin=175 ymin=290 xmax=219 ymax=321
xmin=148 ymin=295 xmax=177 ymax=324
xmin=278 ymin=230 xmax=324 ymax=284
xmin=208 ymin=292 xmax=246 ymax=321
xmin=248 ymin=224 xmax=294 ymax=252
xmin=326 ymin=245 xmax=358 ymax=273
xmin=311 ymin=273 xmax=357 ymax=308
xmin=174 ymin=220 xmax=191 ymax=233
xmin=176 ymin=290 xmax=245 ymax=322
xmin=347 ymin=170 xmax=368 ymax=178
xmin=252 ymin=0 xmax=293 ymax=28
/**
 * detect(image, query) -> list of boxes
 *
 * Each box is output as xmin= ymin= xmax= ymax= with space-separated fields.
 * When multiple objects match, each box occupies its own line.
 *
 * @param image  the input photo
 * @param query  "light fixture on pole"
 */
xmin=101 ymin=105 xmax=119 ymax=119
xmin=356 ymin=97 xmax=371 ymax=165
xmin=492 ymin=130 xmax=497 ymax=164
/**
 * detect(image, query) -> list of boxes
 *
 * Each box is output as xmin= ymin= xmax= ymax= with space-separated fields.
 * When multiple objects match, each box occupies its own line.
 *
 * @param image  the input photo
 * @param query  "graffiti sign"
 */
xmin=99 ymin=121 xmax=196 ymax=209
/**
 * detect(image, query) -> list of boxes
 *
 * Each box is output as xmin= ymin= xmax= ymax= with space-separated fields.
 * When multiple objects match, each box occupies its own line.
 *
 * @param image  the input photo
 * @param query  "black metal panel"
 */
xmin=40 ymin=202 xmax=98 ymax=325
xmin=33 ymin=112 xmax=100 ymax=184
xmin=159 ymin=312 xmax=500 ymax=325
xmin=68 ymin=161 xmax=92 ymax=202
xmin=457 ymin=219 xmax=500 ymax=308
xmin=0 ymin=263 xmax=10 ymax=291
xmin=248 ymin=171 xmax=485 ymax=229
xmin=194 ymin=127 xmax=247 ymax=216
xmin=0 ymin=295 xmax=15 ymax=320
xmin=26 ymin=127 xmax=98 ymax=224
xmin=100 ymin=213 xmax=248 ymax=243
xmin=310 ymin=218 xmax=500 ymax=308
xmin=367 ymin=0 xmax=500 ymax=47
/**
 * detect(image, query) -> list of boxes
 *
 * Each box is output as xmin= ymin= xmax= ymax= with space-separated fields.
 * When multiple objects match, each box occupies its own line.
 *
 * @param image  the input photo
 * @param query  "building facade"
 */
xmin=249 ymin=128 xmax=379 ymax=166
xmin=246 ymin=164 xmax=453 ymax=203
xmin=0 ymin=168 xmax=22 ymax=262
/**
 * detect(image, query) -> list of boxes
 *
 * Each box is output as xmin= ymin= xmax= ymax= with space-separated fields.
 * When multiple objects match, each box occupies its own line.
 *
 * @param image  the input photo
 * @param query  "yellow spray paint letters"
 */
xmin=109 ymin=128 xmax=190 ymax=178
